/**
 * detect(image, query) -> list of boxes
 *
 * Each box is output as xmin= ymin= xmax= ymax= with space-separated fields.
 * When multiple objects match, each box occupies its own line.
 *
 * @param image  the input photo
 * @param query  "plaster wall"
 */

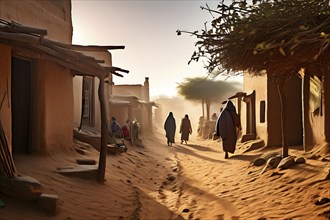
xmin=324 ymin=74 xmax=330 ymax=143
xmin=112 ymin=85 xmax=143 ymax=100
xmin=0 ymin=0 xmax=72 ymax=43
xmin=304 ymin=75 xmax=326 ymax=149
xmin=73 ymin=75 xmax=82 ymax=128
xmin=243 ymin=74 xmax=268 ymax=142
xmin=31 ymin=60 xmax=73 ymax=154
xmin=109 ymin=104 xmax=129 ymax=126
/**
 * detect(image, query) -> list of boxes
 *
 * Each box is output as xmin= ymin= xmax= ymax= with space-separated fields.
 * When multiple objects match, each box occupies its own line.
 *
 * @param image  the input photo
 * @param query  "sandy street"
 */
xmin=0 ymin=127 xmax=329 ymax=220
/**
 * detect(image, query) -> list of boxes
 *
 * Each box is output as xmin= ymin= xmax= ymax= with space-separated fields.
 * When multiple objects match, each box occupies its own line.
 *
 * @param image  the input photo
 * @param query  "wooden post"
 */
xmin=78 ymin=76 xmax=85 ymax=131
xmin=97 ymin=77 xmax=108 ymax=183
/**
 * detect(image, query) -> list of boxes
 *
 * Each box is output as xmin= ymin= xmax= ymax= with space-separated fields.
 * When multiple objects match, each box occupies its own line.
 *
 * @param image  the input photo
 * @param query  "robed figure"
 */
xmin=216 ymin=100 xmax=241 ymax=159
xmin=180 ymin=114 xmax=192 ymax=144
xmin=164 ymin=112 xmax=176 ymax=146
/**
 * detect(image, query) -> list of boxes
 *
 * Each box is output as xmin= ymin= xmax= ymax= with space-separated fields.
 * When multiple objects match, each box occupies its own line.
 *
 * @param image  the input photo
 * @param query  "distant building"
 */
xmin=111 ymin=77 xmax=157 ymax=133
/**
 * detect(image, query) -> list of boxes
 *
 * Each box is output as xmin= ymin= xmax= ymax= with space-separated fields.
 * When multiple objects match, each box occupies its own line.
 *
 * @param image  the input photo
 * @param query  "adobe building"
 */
xmin=0 ymin=0 xmax=125 ymax=156
xmin=241 ymin=70 xmax=329 ymax=151
xmin=0 ymin=0 xmax=74 ymax=154
xmin=111 ymin=77 xmax=156 ymax=133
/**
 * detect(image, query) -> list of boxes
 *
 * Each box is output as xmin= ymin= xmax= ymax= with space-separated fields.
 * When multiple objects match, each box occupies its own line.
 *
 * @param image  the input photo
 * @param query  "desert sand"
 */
xmin=0 ymin=125 xmax=329 ymax=220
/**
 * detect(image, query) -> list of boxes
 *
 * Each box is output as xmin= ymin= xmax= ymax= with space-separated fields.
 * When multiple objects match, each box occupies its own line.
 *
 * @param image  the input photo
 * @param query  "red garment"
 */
xmin=122 ymin=126 xmax=129 ymax=138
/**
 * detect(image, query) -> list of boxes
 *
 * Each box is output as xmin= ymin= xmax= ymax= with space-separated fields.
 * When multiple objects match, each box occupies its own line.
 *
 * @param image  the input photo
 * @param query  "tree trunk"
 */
xmin=206 ymin=99 xmax=211 ymax=121
xmin=277 ymin=78 xmax=289 ymax=157
xmin=202 ymin=99 xmax=205 ymax=118
xmin=97 ymin=77 xmax=108 ymax=183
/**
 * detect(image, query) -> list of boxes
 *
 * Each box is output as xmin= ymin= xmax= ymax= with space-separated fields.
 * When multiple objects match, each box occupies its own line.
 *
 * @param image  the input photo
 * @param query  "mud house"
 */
xmin=111 ymin=77 xmax=157 ymax=133
xmin=240 ymin=71 xmax=329 ymax=151
xmin=0 ymin=0 xmax=127 ymax=161
xmin=73 ymin=50 xmax=128 ymax=131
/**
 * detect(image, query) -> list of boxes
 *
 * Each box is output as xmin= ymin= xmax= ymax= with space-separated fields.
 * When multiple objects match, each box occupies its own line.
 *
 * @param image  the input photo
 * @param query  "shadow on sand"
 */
xmin=185 ymin=143 xmax=219 ymax=153
xmin=229 ymin=154 xmax=262 ymax=162
xmin=173 ymin=144 xmax=229 ymax=164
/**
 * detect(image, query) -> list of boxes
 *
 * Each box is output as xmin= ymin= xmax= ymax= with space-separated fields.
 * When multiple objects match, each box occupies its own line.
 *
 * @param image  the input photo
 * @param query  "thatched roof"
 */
xmin=180 ymin=0 xmax=330 ymax=77
xmin=0 ymin=19 xmax=129 ymax=79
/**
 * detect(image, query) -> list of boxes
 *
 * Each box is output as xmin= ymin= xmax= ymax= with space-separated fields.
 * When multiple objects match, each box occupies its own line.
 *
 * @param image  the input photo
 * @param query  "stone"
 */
xmin=76 ymin=159 xmax=96 ymax=165
xmin=260 ymin=155 xmax=283 ymax=175
xmin=277 ymin=156 xmax=296 ymax=170
xmin=38 ymin=194 xmax=59 ymax=215
xmin=245 ymin=139 xmax=265 ymax=152
xmin=315 ymin=197 xmax=330 ymax=206
xmin=268 ymin=155 xmax=283 ymax=168
xmin=295 ymin=157 xmax=306 ymax=164
xmin=253 ymin=158 xmax=266 ymax=166
xmin=0 ymin=175 xmax=42 ymax=201
xmin=55 ymin=165 xmax=98 ymax=179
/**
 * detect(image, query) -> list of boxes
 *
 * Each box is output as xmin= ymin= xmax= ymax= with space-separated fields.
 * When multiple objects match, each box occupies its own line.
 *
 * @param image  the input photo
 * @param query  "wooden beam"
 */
xmin=70 ymin=45 xmax=125 ymax=51
xmin=10 ymin=20 xmax=47 ymax=36
xmin=0 ymin=29 xmax=127 ymax=78
xmin=104 ymin=66 xmax=129 ymax=74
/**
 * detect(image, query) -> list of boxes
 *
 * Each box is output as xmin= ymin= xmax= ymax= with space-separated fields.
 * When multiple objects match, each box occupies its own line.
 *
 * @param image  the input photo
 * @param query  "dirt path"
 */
xmin=158 ymin=136 xmax=242 ymax=220
xmin=1 ymin=129 xmax=329 ymax=220
xmin=153 ymin=133 xmax=330 ymax=220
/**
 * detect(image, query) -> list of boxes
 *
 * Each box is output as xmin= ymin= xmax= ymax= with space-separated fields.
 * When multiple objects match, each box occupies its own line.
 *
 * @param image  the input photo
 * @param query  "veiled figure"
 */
xmin=216 ymin=100 xmax=241 ymax=158
xmin=164 ymin=112 xmax=176 ymax=146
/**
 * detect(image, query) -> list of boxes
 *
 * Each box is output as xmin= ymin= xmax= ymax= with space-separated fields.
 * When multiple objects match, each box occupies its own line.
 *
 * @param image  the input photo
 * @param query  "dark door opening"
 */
xmin=11 ymin=57 xmax=31 ymax=154
xmin=81 ymin=76 xmax=95 ymax=127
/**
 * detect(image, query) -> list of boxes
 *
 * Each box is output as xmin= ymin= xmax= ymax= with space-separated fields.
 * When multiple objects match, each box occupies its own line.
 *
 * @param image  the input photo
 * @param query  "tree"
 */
xmin=177 ymin=0 xmax=330 ymax=157
xmin=176 ymin=77 xmax=241 ymax=120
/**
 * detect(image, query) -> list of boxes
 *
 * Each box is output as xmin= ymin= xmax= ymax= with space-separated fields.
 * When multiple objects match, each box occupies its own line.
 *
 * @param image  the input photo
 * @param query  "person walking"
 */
xmin=215 ymin=100 xmax=241 ymax=159
xmin=180 ymin=114 xmax=192 ymax=144
xmin=164 ymin=112 xmax=176 ymax=146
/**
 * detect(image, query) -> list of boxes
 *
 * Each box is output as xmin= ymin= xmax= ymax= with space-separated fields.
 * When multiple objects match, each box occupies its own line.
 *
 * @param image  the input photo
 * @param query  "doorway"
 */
xmin=11 ymin=57 xmax=32 ymax=154
xmin=81 ymin=76 xmax=95 ymax=127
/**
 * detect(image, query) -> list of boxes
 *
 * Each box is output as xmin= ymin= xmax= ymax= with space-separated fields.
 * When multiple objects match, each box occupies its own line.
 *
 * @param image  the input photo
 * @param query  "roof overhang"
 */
xmin=0 ymin=19 xmax=129 ymax=78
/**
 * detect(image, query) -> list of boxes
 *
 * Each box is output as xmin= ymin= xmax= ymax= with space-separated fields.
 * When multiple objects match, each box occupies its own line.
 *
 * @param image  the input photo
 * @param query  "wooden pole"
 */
xmin=97 ymin=77 xmax=108 ymax=183
xmin=78 ymin=77 xmax=85 ymax=131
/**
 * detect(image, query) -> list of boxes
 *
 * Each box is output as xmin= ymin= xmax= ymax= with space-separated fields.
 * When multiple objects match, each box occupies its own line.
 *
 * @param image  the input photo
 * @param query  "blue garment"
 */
xmin=110 ymin=120 xmax=121 ymax=136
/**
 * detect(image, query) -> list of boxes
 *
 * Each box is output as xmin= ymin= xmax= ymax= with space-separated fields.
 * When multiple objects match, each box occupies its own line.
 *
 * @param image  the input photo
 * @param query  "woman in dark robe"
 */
xmin=180 ymin=114 xmax=192 ymax=144
xmin=216 ymin=100 xmax=241 ymax=159
xmin=164 ymin=112 xmax=176 ymax=146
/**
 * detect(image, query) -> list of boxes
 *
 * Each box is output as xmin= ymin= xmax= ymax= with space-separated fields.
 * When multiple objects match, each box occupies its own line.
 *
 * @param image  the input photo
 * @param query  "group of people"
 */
xmin=164 ymin=113 xmax=192 ymax=146
xmin=164 ymin=100 xmax=242 ymax=159
xmin=110 ymin=117 xmax=130 ymax=139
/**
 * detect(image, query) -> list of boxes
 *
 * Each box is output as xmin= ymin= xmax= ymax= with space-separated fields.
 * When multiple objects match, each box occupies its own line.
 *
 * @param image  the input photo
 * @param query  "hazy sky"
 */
xmin=72 ymin=0 xmax=239 ymax=98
